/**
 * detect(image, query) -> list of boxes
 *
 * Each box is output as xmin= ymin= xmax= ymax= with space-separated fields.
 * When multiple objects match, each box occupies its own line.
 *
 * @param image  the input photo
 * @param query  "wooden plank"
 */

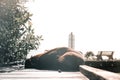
xmin=80 ymin=65 xmax=120 ymax=80
xmin=0 ymin=69 xmax=89 ymax=80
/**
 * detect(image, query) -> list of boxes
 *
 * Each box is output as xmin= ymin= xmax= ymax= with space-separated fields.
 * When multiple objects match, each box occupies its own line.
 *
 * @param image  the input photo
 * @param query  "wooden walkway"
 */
xmin=0 ymin=69 xmax=89 ymax=80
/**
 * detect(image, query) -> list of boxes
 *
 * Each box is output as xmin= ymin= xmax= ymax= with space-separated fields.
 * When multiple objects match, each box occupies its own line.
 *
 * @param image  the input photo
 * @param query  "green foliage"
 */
xmin=85 ymin=51 xmax=94 ymax=59
xmin=0 ymin=0 xmax=43 ymax=64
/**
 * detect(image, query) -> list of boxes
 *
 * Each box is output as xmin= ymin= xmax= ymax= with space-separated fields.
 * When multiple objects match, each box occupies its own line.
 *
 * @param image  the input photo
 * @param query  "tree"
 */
xmin=0 ymin=0 xmax=43 ymax=64
xmin=84 ymin=51 xmax=95 ymax=60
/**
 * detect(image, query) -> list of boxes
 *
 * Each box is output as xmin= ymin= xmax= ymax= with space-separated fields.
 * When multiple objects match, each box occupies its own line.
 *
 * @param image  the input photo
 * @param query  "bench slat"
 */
xmin=80 ymin=65 xmax=120 ymax=80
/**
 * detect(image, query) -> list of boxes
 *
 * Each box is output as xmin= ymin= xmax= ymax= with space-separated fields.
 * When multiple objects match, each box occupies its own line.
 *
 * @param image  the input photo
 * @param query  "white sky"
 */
xmin=26 ymin=0 xmax=120 ymax=58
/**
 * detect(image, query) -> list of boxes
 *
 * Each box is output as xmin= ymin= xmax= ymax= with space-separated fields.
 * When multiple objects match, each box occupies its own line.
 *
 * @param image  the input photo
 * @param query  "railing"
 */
xmin=80 ymin=65 xmax=120 ymax=80
xmin=9 ymin=60 xmax=25 ymax=69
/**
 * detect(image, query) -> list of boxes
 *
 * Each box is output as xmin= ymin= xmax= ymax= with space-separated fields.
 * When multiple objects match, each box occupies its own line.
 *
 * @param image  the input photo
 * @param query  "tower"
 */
xmin=68 ymin=32 xmax=75 ymax=49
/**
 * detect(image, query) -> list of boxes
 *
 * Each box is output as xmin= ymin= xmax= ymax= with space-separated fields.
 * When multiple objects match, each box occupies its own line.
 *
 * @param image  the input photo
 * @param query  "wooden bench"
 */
xmin=80 ymin=65 xmax=120 ymax=80
xmin=96 ymin=51 xmax=114 ymax=61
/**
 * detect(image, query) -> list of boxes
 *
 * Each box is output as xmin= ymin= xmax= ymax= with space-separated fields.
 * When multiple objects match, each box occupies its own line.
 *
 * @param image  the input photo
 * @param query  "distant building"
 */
xmin=68 ymin=32 xmax=75 ymax=49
